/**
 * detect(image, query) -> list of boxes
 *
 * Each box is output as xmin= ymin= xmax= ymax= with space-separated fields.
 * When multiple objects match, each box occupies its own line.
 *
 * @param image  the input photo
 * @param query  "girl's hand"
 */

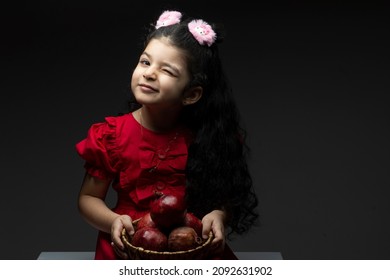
xmin=110 ymin=215 xmax=135 ymax=259
xmin=201 ymin=210 xmax=226 ymax=255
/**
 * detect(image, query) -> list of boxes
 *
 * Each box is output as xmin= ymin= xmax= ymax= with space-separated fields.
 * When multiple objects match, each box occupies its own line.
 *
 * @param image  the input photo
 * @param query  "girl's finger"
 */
xmin=111 ymin=242 xmax=129 ymax=259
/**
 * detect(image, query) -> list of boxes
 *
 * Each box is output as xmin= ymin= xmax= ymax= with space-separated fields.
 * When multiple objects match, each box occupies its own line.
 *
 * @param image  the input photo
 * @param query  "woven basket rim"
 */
xmin=121 ymin=219 xmax=213 ymax=256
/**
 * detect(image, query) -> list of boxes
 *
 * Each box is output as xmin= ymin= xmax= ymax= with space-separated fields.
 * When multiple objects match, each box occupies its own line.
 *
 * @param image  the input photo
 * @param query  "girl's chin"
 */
xmin=134 ymin=94 xmax=157 ymax=103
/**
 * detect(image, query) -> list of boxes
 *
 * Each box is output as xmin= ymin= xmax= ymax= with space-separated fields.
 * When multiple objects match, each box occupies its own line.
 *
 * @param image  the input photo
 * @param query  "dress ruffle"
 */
xmin=75 ymin=117 xmax=122 ymax=180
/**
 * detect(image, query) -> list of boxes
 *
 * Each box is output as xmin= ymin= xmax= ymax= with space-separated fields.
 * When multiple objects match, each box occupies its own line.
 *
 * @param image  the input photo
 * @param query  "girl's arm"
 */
xmin=78 ymin=172 xmax=119 ymax=233
xmin=78 ymin=172 xmax=134 ymax=258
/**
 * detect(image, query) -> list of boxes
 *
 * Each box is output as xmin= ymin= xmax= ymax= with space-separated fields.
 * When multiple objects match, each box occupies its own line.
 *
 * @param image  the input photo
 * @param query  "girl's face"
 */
xmin=131 ymin=37 xmax=191 ymax=110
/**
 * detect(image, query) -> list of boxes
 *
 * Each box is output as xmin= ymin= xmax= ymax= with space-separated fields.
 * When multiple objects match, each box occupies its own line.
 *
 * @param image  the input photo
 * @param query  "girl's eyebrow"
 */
xmin=142 ymin=51 xmax=180 ymax=75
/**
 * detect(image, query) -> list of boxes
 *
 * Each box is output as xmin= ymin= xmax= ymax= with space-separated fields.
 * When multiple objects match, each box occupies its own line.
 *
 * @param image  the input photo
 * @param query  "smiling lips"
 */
xmin=138 ymin=83 xmax=158 ymax=93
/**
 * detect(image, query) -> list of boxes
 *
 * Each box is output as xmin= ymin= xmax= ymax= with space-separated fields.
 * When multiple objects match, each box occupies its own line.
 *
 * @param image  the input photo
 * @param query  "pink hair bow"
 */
xmin=155 ymin=10 xmax=182 ymax=29
xmin=188 ymin=19 xmax=216 ymax=46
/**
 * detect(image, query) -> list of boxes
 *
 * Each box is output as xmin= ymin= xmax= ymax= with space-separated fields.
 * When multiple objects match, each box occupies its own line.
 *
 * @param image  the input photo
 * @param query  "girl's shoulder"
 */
xmin=103 ymin=112 xmax=140 ymax=138
xmin=83 ymin=112 xmax=139 ymax=142
xmin=103 ymin=112 xmax=137 ymax=128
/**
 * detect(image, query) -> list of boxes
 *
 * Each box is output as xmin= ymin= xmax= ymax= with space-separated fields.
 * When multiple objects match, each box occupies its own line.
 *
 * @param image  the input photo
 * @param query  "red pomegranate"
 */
xmin=168 ymin=226 xmax=203 ymax=251
xmin=136 ymin=212 xmax=156 ymax=230
xmin=182 ymin=212 xmax=203 ymax=236
xmin=150 ymin=194 xmax=187 ymax=229
xmin=131 ymin=227 xmax=168 ymax=252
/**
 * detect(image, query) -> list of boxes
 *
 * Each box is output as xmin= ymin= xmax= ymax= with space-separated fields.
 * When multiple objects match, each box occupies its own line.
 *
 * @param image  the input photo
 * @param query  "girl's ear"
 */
xmin=182 ymin=86 xmax=203 ymax=106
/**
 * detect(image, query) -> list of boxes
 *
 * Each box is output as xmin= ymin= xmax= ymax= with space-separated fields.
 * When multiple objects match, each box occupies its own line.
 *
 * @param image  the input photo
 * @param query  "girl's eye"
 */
xmin=140 ymin=59 xmax=150 ymax=66
xmin=163 ymin=68 xmax=173 ymax=75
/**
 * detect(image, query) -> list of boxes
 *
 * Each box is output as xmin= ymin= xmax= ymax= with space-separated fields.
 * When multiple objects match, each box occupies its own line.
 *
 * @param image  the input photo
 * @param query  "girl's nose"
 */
xmin=143 ymin=68 xmax=157 ymax=80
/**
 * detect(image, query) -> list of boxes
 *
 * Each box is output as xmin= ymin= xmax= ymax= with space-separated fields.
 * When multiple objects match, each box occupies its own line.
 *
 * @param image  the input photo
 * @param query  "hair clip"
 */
xmin=155 ymin=10 xmax=182 ymax=29
xmin=188 ymin=19 xmax=216 ymax=46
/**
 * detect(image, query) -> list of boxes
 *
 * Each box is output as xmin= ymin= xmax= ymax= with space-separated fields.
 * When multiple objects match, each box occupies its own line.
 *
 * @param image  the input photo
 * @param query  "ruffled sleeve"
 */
xmin=75 ymin=117 xmax=120 ymax=180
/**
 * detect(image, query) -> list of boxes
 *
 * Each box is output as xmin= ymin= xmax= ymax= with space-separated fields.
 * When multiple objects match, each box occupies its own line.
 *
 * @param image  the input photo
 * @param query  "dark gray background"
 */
xmin=1 ymin=1 xmax=389 ymax=259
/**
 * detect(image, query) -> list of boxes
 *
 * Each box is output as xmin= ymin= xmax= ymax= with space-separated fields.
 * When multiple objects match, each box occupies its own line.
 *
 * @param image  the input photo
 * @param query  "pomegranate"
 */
xmin=150 ymin=194 xmax=187 ymax=229
xmin=136 ymin=212 xmax=156 ymax=230
xmin=182 ymin=212 xmax=203 ymax=236
xmin=131 ymin=227 xmax=168 ymax=252
xmin=168 ymin=226 xmax=203 ymax=251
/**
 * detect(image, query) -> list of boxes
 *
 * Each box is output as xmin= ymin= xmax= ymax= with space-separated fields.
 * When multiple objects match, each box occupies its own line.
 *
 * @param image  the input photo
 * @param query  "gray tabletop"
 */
xmin=37 ymin=251 xmax=283 ymax=260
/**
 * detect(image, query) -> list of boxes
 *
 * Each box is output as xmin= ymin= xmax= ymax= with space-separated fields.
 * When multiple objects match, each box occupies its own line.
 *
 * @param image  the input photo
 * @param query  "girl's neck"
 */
xmin=137 ymin=106 xmax=181 ymax=133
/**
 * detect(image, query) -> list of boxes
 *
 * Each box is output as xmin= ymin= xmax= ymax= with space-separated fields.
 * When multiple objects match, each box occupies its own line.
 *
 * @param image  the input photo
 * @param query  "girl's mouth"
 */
xmin=138 ymin=83 xmax=158 ymax=93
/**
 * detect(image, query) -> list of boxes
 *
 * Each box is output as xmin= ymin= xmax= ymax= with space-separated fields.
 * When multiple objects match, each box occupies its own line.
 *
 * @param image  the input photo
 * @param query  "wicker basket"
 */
xmin=121 ymin=219 xmax=213 ymax=260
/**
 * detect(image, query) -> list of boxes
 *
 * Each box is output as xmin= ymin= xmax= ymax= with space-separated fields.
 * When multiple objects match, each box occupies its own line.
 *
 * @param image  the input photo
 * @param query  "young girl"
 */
xmin=76 ymin=10 xmax=258 ymax=260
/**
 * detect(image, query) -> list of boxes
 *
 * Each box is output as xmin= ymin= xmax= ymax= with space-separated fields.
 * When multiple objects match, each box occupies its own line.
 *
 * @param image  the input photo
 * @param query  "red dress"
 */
xmin=76 ymin=113 xmax=237 ymax=260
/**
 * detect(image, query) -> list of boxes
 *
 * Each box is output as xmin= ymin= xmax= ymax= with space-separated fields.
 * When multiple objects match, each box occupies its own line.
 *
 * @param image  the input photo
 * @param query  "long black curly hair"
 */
xmin=128 ymin=11 xmax=259 ymax=238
